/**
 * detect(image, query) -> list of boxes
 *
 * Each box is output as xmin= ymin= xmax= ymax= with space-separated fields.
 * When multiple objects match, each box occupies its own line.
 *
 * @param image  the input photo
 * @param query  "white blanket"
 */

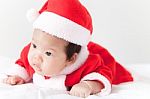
xmin=0 ymin=56 xmax=150 ymax=99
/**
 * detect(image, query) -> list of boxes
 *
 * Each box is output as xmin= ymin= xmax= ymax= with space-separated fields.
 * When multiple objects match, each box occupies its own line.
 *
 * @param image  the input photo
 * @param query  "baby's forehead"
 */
xmin=33 ymin=29 xmax=67 ymax=41
xmin=32 ymin=29 xmax=69 ymax=49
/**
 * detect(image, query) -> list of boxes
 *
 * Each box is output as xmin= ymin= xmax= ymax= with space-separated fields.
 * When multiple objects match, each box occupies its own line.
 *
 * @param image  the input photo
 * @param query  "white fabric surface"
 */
xmin=0 ymin=56 xmax=150 ymax=99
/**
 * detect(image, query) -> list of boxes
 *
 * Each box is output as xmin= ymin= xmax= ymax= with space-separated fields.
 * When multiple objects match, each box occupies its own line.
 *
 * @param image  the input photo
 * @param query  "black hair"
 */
xmin=65 ymin=42 xmax=81 ymax=60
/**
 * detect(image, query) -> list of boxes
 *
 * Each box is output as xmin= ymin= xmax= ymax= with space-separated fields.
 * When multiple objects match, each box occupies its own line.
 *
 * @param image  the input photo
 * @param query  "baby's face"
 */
xmin=28 ymin=29 xmax=70 ymax=76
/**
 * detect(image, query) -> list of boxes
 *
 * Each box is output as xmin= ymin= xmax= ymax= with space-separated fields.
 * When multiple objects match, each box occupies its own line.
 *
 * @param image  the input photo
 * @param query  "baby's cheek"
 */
xmin=27 ymin=55 xmax=35 ymax=69
xmin=28 ymin=50 xmax=32 ymax=60
xmin=41 ymin=64 xmax=60 ymax=75
xmin=27 ymin=55 xmax=32 ymax=65
xmin=41 ymin=63 xmax=52 ymax=73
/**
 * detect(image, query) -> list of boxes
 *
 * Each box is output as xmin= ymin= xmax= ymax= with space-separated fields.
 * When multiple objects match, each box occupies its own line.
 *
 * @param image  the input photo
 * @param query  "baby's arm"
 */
xmin=69 ymin=80 xmax=104 ymax=98
xmin=3 ymin=75 xmax=25 ymax=85
xmin=1 ymin=63 xmax=30 ymax=85
xmin=0 ymin=44 xmax=31 ymax=85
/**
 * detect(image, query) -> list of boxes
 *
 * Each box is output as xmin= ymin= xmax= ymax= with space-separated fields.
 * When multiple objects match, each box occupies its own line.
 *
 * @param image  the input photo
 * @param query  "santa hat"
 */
xmin=27 ymin=0 xmax=93 ymax=74
xmin=27 ymin=0 xmax=93 ymax=46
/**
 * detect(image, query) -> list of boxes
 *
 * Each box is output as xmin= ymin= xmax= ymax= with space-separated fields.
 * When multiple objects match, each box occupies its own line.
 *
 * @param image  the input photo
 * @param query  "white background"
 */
xmin=0 ymin=0 xmax=150 ymax=65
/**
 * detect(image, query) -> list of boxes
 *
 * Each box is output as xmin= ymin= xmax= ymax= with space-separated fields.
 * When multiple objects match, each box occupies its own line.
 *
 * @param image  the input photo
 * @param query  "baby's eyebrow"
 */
xmin=46 ymin=47 xmax=57 ymax=52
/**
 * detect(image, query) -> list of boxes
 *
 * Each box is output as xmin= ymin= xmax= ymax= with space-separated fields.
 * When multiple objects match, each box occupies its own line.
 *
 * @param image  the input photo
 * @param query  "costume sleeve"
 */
xmin=80 ymin=55 xmax=112 ymax=96
xmin=0 ymin=44 xmax=31 ymax=82
xmin=4 ymin=63 xmax=30 ymax=82
xmin=79 ymin=42 xmax=115 ymax=96
xmin=80 ymin=42 xmax=133 ymax=96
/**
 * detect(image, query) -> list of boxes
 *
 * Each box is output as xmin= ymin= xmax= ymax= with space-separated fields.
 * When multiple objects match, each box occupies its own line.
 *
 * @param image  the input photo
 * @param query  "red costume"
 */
xmin=0 ymin=0 xmax=133 ymax=96
xmin=14 ymin=42 xmax=133 ymax=96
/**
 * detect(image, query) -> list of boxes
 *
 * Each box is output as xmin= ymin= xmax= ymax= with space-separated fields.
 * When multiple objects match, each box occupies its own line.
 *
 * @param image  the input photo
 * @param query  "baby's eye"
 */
xmin=45 ymin=52 xmax=52 ymax=56
xmin=32 ymin=44 xmax=37 ymax=48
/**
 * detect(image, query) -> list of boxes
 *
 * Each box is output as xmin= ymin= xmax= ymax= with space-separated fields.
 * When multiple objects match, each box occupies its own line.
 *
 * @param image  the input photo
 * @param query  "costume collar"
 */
xmin=60 ymin=46 xmax=89 ymax=75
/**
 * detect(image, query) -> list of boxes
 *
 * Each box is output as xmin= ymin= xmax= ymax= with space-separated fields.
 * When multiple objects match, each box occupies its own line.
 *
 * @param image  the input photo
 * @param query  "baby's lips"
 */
xmin=32 ymin=64 xmax=42 ymax=72
xmin=35 ymin=66 xmax=42 ymax=72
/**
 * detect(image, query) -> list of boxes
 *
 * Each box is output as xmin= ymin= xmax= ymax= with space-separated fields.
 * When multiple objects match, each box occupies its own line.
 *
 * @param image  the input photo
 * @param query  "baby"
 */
xmin=1 ymin=0 xmax=133 ymax=98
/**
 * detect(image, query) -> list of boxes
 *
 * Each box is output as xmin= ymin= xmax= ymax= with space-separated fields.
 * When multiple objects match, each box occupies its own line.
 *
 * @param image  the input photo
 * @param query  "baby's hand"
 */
xmin=69 ymin=81 xmax=92 ymax=98
xmin=3 ymin=75 xmax=25 ymax=85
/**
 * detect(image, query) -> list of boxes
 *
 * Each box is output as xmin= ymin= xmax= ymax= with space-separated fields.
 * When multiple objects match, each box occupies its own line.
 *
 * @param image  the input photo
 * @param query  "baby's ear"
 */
xmin=66 ymin=53 xmax=78 ymax=66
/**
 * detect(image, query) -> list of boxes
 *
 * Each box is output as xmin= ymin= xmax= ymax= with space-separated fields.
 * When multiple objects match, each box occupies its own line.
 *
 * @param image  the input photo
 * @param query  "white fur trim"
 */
xmin=33 ymin=12 xmax=91 ymax=46
xmin=60 ymin=46 xmax=89 ymax=75
xmin=5 ymin=64 xmax=30 ymax=82
xmin=33 ymin=73 xmax=67 ymax=91
xmin=81 ymin=72 xmax=111 ymax=96
xmin=26 ymin=8 xmax=40 ymax=22
xmin=0 ymin=74 xmax=8 ymax=83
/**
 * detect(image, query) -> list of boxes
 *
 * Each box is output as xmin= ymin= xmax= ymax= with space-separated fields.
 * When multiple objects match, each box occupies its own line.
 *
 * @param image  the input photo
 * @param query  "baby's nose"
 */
xmin=32 ymin=55 xmax=43 ymax=66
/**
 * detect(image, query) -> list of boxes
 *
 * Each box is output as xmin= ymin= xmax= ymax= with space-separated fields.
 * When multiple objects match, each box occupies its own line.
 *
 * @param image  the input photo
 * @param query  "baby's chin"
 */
xmin=34 ymin=70 xmax=58 ymax=77
xmin=34 ymin=70 xmax=44 ymax=76
xmin=42 ymin=72 xmax=58 ymax=77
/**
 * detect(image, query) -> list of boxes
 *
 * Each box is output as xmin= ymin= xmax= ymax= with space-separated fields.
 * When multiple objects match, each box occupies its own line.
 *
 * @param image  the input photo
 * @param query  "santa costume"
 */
xmin=1 ymin=0 xmax=133 ymax=96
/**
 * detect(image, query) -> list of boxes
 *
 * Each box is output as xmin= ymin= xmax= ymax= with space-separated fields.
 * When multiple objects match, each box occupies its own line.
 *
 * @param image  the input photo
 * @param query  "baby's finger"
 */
xmin=70 ymin=91 xmax=80 ymax=97
xmin=79 ymin=93 xmax=85 ymax=98
xmin=73 ymin=92 xmax=79 ymax=97
xmin=3 ymin=78 xmax=8 ymax=83
xmin=83 ymin=93 xmax=89 ymax=98
xmin=69 ymin=89 xmax=76 ymax=95
xmin=16 ymin=79 xmax=24 ymax=85
xmin=10 ymin=77 xmax=17 ymax=85
xmin=3 ymin=78 xmax=12 ymax=84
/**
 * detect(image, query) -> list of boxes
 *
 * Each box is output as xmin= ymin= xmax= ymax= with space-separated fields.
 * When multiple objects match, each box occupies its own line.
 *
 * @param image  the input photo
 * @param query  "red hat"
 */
xmin=27 ymin=0 xmax=93 ymax=46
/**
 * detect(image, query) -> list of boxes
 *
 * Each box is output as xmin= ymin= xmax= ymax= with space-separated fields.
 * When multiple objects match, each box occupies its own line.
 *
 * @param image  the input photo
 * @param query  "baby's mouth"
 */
xmin=32 ymin=64 xmax=42 ymax=72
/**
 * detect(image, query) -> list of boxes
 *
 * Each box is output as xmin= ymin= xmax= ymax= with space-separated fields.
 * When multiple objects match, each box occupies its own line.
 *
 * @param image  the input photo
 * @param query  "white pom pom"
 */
xmin=26 ymin=8 xmax=40 ymax=23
